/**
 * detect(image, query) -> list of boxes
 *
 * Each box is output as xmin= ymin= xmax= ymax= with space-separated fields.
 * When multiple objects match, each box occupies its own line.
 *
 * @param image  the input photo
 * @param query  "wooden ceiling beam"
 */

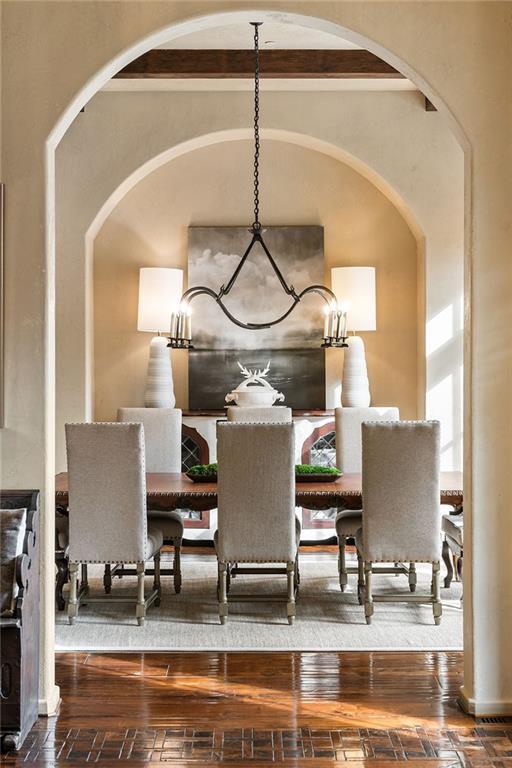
xmin=115 ymin=49 xmax=404 ymax=79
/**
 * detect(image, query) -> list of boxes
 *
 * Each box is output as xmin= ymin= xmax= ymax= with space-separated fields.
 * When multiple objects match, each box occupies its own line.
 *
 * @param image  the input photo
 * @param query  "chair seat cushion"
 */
xmin=147 ymin=510 xmax=184 ymax=542
xmin=146 ymin=525 xmax=164 ymax=558
xmin=336 ymin=509 xmax=363 ymax=537
xmin=442 ymin=513 xmax=463 ymax=545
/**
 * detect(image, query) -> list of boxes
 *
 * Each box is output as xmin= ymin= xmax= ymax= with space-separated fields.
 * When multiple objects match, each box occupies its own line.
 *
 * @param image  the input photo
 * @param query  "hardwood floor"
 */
xmin=3 ymin=651 xmax=512 ymax=766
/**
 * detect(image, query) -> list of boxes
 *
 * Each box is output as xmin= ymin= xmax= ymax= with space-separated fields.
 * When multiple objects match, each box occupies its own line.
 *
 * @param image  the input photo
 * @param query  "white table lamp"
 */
xmin=138 ymin=267 xmax=183 ymax=408
xmin=331 ymin=267 xmax=376 ymax=407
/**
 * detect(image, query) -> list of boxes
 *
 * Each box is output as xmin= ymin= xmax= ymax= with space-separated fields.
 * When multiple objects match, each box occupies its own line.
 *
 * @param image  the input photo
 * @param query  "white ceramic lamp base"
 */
xmin=341 ymin=335 xmax=371 ymax=407
xmin=144 ymin=336 xmax=175 ymax=408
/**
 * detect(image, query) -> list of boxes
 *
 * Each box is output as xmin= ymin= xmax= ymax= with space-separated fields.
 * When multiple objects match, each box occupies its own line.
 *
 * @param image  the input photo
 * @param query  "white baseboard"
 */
xmin=459 ymin=685 xmax=512 ymax=716
xmin=38 ymin=684 xmax=61 ymax=716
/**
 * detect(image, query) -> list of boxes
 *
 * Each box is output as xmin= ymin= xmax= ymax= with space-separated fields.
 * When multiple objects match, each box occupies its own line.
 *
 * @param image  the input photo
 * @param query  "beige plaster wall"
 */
xmin=93 ymin=138 xmax=418 ymax=423
xmin=1 ymin=0 xmax=511 ymax=716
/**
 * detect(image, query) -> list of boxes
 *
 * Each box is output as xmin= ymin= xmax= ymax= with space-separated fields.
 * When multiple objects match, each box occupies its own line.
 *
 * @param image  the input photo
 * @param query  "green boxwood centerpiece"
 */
xmin=294 ymin=464 xmax=340 ymax=475
xmin=187 ymin=463 xmax=341 ymax=480
xmin=188 ymin=463 xmax=218 ymax=476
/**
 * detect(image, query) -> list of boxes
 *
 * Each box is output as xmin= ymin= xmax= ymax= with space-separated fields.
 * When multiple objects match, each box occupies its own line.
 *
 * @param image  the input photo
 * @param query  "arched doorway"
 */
xmin=43 ymin=7 xmax=472 ymax=715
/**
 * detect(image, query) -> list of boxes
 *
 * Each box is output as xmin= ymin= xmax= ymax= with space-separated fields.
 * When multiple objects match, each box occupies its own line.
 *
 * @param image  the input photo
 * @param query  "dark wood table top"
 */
xmin=182 ymin=410 xmax=335 ymax=417
xmin=55 ymin=471 xmax=463 ymax=512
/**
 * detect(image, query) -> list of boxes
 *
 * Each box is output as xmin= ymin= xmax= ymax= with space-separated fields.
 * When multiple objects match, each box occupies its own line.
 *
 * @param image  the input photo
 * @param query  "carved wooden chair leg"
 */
xmin=287 ymin=561 xmax=296 ymax=625
xmin=409 ymin=562 xmax=417 ymax=592
xmin=357 ymin=551 xmax=365 ymax=605
xmin=453 ymin=552 xmax=463 ymax=582
xmin=218 ymin=561 xmax=228 ymax=625
xmin=457 ymin=554 xmax=463 ymax=603
xmin=294 ymin=553 xmax=300 ymax=590
xmin=338 ymin=535 xmax=347 ymax=592
xmin=442 ymin=539 xmax=454 ymax=587
xmin=173 ymin=541 xmax=182 ymax=594
xmin=68 ymin=562 xmax=79 ymax=625
xmin=364 ymin=562 xmax=374 ymax=624
xmin=456 ymin=553 xmax=463 ymax=581
xmin=103 ymin=564 xmax=112 ymax=594
xmin=55 ymin=555 xmax=68 ymax=610
xmin=432 ymin=561 xmax=442 ymax=625
xmin=136 ymin=562 xmax=146 ymax=627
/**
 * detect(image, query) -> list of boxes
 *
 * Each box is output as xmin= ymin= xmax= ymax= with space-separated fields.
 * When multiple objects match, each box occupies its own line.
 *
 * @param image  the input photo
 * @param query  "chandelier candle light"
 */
xmin=167 ymin=23 xmax=348 ymax=351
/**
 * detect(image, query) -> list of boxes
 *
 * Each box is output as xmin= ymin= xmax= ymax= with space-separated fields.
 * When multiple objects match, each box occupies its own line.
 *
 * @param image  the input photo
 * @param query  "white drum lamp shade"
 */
xmin=331 ymin=267 xmax=376 ymax=408
xmin=138 ymin=267 xmax=183 ymax=408
xmin=138 ymin=267 xmax=183 ymax=333
xmin=331 ymin=267 xmax=376 ymax=332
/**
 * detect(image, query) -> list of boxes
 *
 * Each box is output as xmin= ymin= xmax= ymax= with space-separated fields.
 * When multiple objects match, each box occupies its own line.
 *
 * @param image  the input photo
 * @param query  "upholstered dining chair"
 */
xmin=117 ymin=407 xmax=184 ymax=592
xmin=215 ymin=422 xmax=299 ymax=625
xmin=65 ymin=422 xmax=163 ymax=626
xmin=226 ymin=406 xmax=292 ymax=423
xmin=356 ymin=420 xmax=442 ymax=625
xmin=334 ymin=406 xmax=399 ymax=591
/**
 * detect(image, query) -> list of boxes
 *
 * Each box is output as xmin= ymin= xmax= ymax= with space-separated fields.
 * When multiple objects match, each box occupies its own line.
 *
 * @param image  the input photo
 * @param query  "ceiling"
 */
xmin=103 ymin=21 xmax=417 ymax=93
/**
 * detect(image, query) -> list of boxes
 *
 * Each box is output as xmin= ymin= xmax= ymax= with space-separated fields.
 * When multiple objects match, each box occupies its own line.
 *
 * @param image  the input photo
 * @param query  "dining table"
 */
xmin=54 ymin=471 xmax=463 ymax=609
xmin=55 ymin=470 xmax=463 ymax=523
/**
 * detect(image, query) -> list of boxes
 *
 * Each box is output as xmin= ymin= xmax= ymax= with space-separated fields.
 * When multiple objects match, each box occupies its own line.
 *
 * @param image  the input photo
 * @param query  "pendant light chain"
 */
xmin=252 ymin=22 xmax=261 ymax=231
xmin=168 ymin=22 xmax=346 ymax=348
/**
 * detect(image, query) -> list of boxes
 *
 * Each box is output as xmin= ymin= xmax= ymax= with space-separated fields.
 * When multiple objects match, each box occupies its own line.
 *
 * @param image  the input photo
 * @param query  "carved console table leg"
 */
xmin=1 ymin=733 xmax=19 ymax=753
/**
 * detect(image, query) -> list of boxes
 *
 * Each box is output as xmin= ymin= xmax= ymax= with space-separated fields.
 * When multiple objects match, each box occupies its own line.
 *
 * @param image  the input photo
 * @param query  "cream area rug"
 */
xmin=55 ymin=554 xmax=463 ymax=652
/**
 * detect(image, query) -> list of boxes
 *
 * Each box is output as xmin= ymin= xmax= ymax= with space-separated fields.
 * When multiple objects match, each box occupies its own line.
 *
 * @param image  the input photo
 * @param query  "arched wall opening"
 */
xmin=56 ymin=101 xmax=464 ymax=473
xmin=41 ymin=6 xmax=476 ymax=718
xmin=86 ymin=135 xmax=423 ymax=432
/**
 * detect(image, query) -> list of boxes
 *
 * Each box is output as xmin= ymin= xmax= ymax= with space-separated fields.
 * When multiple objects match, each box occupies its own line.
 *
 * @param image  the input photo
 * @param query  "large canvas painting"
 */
xmin=188 ymin=226 xmax=325 ymax=410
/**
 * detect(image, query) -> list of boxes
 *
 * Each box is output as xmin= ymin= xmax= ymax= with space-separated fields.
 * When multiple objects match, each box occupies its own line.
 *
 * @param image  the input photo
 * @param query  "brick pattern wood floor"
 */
xmin=2 ymin=651 xmax=511 ymax=766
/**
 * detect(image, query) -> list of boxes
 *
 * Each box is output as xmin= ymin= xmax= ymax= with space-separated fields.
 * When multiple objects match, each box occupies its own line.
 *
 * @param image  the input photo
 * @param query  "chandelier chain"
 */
xmin=169 ymin=22 xmax=345 ymax=348
xmin=252 ymin=22 xmax=261 ymax=231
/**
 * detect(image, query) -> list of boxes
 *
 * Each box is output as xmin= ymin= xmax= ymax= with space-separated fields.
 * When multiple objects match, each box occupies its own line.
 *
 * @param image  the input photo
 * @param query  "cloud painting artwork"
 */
xmin=187 ymin=226 xmax=325 ymax=409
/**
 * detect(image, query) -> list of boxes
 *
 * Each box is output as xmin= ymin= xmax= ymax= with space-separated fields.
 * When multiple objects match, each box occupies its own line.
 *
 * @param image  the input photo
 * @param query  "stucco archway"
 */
xmin=78 ymin=128 xmax=425 ymax=444
xmin=44 ymin=7 xmax=472 ymax=717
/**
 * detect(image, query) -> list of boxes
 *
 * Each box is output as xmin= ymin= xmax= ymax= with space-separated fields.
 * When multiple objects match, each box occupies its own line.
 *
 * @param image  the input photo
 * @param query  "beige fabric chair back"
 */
xmin=66 ymin=423 xmax=147 ymax=564
xmin=217 ymin=422 xmax=295 ymax=562
xmin=226 ymin=406 xmax=292 ymax=423
xmin=335 ymin=407 xmax=399 ymax=473
xmin=118 ymin=407 xmax=182 ymax=472
xmin=362 ymin=421 xmax=441 ymax=562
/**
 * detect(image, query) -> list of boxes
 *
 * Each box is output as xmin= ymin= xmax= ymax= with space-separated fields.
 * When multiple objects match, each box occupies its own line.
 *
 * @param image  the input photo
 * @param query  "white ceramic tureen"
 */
xmin=225 ymin=361 xmax=285 ymax=408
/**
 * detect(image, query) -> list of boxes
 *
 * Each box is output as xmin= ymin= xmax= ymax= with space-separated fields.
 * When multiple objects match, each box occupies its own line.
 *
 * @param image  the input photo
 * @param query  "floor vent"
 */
xmin=477 ymin=716 xmax=512 ymax=724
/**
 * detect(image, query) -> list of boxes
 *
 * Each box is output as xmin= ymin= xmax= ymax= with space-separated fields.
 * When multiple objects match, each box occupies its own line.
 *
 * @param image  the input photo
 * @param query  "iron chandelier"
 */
xmin=168 ymin=23 xmax=348 ymax=350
